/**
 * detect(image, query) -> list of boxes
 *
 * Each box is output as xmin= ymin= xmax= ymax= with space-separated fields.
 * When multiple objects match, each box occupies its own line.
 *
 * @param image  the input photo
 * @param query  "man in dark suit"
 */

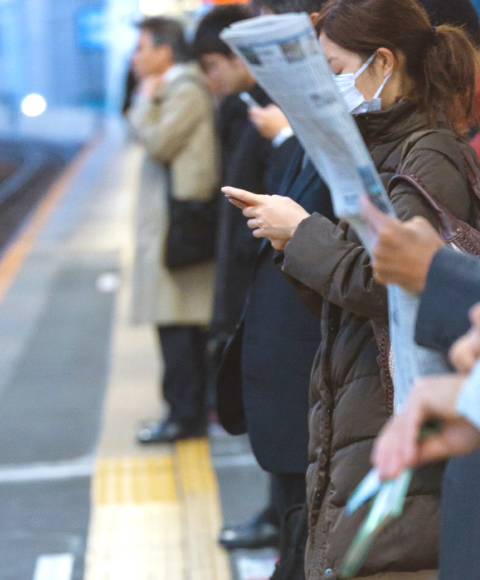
xmin=193 ymin=5 xmax=299 ymax=549
xmin=218 ymin=145 xmax=335 ymax=529
xmin=194 ymin=5 xmax=298 ymax=340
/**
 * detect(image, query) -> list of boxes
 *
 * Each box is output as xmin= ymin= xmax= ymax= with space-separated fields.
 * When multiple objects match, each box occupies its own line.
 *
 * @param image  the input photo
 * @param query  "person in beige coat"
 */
xmin=127 ymin=17 xmax=218 ymax=443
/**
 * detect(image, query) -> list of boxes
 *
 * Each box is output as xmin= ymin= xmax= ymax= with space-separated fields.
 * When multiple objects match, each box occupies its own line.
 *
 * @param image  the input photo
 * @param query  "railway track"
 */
xmin=0 ymin=139 xmax=81 ymax=251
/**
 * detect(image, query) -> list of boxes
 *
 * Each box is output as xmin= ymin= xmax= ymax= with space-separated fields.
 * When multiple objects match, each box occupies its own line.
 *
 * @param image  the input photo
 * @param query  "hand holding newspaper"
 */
xmin=221 ymin=13 xmax=450 ymax=576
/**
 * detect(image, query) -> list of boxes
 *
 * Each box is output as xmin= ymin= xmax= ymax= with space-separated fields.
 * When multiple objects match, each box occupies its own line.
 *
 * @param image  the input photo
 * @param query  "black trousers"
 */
xmin=157 ymin=325 xmax=208 ymax=424
xmin=271 ymin=472 xmax=306 ymax=526
xmin=439 ymin=450 xmax=480 ymax=580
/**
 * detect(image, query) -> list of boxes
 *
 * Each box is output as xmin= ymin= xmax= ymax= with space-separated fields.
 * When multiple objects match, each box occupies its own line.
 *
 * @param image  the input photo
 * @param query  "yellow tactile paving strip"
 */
xmin=94 ymin=456 xmax=177 ymax=504
xmin=84 ymin=440 xmax=231 ymax=580
xmin=82 ymin=140 xmax=231 ymax=580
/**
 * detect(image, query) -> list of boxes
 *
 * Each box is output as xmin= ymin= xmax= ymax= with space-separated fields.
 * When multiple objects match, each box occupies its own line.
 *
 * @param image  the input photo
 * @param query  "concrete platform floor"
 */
xmin=0 ymin=118 xmax=277 ymax=580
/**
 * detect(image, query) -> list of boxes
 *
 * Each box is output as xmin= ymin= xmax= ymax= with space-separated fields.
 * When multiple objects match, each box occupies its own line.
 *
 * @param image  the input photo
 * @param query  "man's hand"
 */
xmin=372 ymin=374 xmax=480 ymax=480
xmin=450 ymin=303 xmax=480 ymax=374
xmin=221 ymin=187 xmax=310 ymax=250
xmin=360 ymin=196 xmax=445 ymax=294
xmin=248 ymin=105 xmax=291 ymax=141
xmin=137 ymin=74 xmax=164 ymax=98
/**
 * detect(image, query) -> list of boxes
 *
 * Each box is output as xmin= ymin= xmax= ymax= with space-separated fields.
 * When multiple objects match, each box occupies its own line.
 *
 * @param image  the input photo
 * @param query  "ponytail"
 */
xmin=420 ymin=25 xmax=477 ymax=129
xmin=315 ymin=0 xmax=478 ymax=131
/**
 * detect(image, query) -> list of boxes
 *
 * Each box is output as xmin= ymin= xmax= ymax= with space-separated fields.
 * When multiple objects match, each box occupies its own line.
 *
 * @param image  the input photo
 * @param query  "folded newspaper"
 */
xmin=221 ymin=13 xmax=450 ymax=410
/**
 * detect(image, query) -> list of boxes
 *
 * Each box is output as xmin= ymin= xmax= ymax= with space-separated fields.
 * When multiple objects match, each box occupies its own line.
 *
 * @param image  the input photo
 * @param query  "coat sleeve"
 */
xmin=283 ymin=214 xmax=389 ymax=321
xmin=127 ymin=81 xmax=211 ymax=163
xmin=283 ymin=145 xmax=472 ymax=321
xmin=415 ymin=246 xmax=480 ymax=353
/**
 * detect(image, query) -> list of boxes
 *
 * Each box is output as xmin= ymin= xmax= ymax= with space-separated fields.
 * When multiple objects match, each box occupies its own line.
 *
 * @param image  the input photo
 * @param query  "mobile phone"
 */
xmin=225 ymin=194 xmax=255 ymax=209
xmin=239 ymin=92 xmax=261 ymax=109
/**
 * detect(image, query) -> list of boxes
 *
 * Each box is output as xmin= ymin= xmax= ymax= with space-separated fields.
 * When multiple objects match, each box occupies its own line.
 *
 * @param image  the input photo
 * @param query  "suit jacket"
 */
xmin=414 ymin=245 xmax=480 ymax=580
xmin=212 ymin=85 xmax=299 ymax=336
xmin=217 ymin=146 xmax=336 ymax=474
xmin=415 ymin=246 xmax=480 ymax=354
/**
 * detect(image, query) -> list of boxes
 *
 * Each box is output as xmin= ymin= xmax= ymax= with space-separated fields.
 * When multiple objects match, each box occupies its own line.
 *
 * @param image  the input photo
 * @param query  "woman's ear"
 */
xmin=309 ymin=12 xmax=320 ymax=26
xmin=375 ymin=47 xmax=395 ymax=78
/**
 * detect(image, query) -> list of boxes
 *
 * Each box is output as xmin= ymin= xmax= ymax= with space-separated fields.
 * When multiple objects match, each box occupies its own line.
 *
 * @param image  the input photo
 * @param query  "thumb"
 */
xmin=360 ymin=194 xmax=393 ymax=235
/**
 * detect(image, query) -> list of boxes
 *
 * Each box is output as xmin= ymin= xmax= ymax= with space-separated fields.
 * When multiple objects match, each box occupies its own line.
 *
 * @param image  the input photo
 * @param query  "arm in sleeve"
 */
xmin=415 ymin=247 xmax=480 ymax=353
xmin=283 ymin=147 xmax=471 ymax=321
xmin=127 ymin=81 xmax=210 ymax=163
xmin=283 ymin=213 xmax=389 ymax=320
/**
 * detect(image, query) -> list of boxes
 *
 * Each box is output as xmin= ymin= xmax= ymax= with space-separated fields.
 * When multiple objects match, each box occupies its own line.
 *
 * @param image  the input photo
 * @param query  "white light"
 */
xmin=21 ymin=93 xmax=47 ymax=117
xmin=139 ymin=0 xmax=169 ymax=15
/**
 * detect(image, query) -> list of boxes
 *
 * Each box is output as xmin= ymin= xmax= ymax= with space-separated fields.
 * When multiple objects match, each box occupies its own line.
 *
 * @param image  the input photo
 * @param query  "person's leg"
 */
xmin=439 ymin=451 xmax=480 ymax=580
xmin=271 ymin=472 xmax=306 ymax=526
xmin=137 ymin=325 xmax=207 ymax=443
xmin=219 ymin=475 xmax=281 ymax=550
xmin=159 ymin=325 xmax=207 ymax=423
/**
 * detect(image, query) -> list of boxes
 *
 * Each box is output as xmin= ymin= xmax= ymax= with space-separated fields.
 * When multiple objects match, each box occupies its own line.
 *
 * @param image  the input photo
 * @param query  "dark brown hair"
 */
xmin=137 ymin=17 xmax=189 ymax=63
xmin=315 ymin=0 xmax=478 ymax=129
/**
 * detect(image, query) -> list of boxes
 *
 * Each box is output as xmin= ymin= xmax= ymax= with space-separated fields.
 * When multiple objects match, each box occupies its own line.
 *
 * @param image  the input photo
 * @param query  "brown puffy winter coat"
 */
xmin=282 ymin=101 xmax=479 ymax=580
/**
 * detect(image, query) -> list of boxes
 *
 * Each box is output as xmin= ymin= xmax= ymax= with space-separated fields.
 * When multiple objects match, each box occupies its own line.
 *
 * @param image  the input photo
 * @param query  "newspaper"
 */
xmin=221 ymin=13 xmax=450 ymax=410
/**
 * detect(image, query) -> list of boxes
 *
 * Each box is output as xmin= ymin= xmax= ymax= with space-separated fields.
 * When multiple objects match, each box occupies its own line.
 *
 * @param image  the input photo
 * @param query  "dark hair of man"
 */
xmin=417 ymin=0 xmax=480 ymax=47
xmin=315 ymin=0 xmax=477 ymax=130
xmin=136 ymin=17 xmax=189 ymax=62
xmin=251 ymin=0 xmax=328 ymax=15
xmin=193 ymin=4 xmax=254 ymax=58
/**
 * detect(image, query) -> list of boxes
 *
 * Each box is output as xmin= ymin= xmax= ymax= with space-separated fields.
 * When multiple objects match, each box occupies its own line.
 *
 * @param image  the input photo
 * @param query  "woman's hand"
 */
xmin=222 ymin=187 xmax=310 ymax=250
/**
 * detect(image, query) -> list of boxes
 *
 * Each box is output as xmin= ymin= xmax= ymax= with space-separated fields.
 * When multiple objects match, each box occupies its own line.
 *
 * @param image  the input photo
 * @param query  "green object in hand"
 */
xmin=340 ymin=470 xmax=413 ymax=578
xmin=340 ymin=420 xmax=441 ymax=578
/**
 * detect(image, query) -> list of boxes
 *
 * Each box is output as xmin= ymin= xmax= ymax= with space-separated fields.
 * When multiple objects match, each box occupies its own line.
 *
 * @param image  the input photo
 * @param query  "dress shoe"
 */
xmin=218 ymin=507 xmax=280 ymax=550
xmin=137 ymin=418 xmax=207 ymax=444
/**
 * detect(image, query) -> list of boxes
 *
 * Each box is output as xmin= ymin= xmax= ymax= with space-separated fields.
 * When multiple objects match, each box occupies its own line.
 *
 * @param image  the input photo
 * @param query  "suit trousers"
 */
xmin=272 ymin=472 xmax=306 ymax=525
xmin=439 ymin=450 xmax=480 ymax=580
xmin=157 ymin=325 xmax=207 ymax=424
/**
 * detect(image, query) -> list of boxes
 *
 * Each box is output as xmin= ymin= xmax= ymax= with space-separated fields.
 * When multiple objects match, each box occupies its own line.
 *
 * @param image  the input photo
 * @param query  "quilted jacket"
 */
xmin=282 ymin=101 xmax=478 ymax=580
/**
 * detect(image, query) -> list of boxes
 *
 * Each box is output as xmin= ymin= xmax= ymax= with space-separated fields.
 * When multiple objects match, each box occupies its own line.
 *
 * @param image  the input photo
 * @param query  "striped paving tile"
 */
xmin=84 ymin=440 xmax=231 ymax=580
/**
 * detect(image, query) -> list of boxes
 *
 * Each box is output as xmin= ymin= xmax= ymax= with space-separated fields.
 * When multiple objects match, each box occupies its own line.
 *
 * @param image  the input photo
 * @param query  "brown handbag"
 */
xmin=388 ymin=170 xmax=480 ymax=256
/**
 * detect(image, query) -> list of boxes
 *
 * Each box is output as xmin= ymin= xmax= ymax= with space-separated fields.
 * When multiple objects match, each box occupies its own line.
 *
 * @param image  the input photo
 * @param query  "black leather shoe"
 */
xmin=137 ymin=419 xmax=207 ymax=444
xmin=218 ymin=507 xmax=281 ymax=550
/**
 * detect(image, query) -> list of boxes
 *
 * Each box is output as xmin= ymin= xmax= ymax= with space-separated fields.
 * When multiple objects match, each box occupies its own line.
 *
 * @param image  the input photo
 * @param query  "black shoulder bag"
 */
xmin=164 ymin=165 xmax=219 ymax=271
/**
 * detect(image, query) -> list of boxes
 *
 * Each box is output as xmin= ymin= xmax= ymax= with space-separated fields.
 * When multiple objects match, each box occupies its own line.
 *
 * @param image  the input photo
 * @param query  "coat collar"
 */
xmin=355 ymin=101 xmax=433 ymax=148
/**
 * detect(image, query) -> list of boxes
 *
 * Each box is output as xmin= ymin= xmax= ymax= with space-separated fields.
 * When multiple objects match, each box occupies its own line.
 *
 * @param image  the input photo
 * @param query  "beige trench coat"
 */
xmin=127 ymin=63 xmax=218 ymax=326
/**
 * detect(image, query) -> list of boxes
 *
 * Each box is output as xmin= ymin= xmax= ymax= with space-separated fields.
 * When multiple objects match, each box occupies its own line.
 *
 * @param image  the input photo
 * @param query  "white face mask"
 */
xmin=333 ymin=53 xmax=391 ymax=115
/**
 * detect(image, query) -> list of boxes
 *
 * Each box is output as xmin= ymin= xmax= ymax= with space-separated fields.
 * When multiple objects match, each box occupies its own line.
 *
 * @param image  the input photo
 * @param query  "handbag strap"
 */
xmin=388 ymin=173 xmax=445 ymax=218
xmin=388 ymin=127 xmax=480 ymax=237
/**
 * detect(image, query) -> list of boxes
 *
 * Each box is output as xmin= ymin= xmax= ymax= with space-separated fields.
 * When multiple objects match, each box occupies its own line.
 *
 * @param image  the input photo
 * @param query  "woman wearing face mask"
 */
xmin=222 ymin=0 xmax=480 ymax=578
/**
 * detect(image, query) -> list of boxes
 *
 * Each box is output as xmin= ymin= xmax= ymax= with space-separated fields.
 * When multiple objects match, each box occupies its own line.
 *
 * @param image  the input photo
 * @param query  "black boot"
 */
xmin=218 ymin=506 xmax=280 ymax=550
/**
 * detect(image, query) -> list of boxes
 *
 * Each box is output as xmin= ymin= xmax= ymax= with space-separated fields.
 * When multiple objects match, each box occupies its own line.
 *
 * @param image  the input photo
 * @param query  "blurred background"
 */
xmin=0 ymin=0 xmax=479 ymax=140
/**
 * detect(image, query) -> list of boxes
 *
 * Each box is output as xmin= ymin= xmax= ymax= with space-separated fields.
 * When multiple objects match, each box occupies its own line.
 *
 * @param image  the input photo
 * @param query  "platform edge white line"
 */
xmin=0 ymin=455 xmax=94 ymax=483
xmin=32 ymin=553 xmax=74 ymax=580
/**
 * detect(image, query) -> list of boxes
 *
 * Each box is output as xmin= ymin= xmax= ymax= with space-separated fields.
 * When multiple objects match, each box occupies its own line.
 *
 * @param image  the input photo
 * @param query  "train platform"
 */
xmin=0 ymin=118 xmax=277 ymax=580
